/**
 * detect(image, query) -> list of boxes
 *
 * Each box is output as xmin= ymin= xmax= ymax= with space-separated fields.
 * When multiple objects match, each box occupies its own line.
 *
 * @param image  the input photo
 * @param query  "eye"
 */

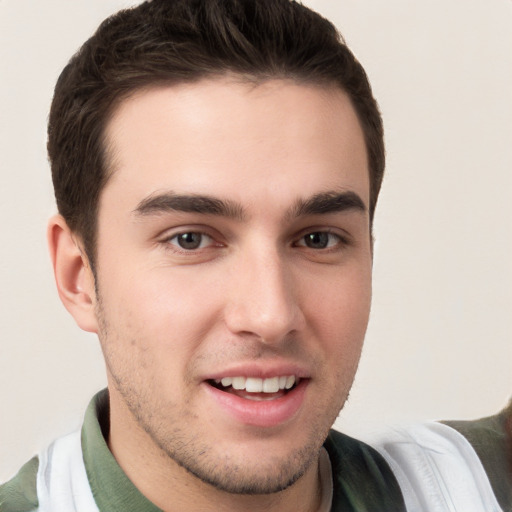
xmin=168 ymin=232 xmax=214 ymax=250
xmin=296 ymin=231 xmax=341 ymax=250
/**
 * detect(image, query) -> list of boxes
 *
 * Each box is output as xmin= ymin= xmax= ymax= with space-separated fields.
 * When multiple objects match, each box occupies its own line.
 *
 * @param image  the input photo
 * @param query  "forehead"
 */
xmin=101 ymin=78 xmax=369 ymax=213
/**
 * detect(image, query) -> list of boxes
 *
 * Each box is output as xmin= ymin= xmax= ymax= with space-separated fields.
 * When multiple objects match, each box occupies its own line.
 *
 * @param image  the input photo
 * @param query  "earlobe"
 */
xmin=47 ymin=215 xmax=98 ymax=333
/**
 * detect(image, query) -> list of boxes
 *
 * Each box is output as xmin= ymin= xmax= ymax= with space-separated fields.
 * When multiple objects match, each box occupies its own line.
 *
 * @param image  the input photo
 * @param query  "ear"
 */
xmin=47 ymin=215 xmax=98 ymax=333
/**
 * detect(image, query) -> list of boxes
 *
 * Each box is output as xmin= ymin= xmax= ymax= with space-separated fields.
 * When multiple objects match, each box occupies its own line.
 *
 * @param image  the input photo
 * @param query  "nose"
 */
xmin=223 ymin=246 xmax=304 ymax=345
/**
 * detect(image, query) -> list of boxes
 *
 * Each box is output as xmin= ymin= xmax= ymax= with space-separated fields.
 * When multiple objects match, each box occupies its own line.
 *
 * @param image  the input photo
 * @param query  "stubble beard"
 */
xmin=95 ymin=295 xmax=348 ymax=496
xmin=108 ymin=364 xmax=330 ymax=495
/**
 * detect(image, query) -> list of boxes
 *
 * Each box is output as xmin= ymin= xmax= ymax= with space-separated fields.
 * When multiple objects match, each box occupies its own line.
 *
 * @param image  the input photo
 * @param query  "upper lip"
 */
xmin=202 ymin=362 xmax=311 ymax=381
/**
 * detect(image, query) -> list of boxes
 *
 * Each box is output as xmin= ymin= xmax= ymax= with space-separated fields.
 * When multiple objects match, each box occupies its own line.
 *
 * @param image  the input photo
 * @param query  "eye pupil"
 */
xmin=305 ymin=232 xmax=329 ymax=249
xmin=178 ymin=232 xmax=202 ymax=249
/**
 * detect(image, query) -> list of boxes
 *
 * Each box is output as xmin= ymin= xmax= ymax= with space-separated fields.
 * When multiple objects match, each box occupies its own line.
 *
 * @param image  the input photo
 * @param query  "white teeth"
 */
xmin=232 ymin=376 xmax=246 ymax=390
xmin=285 ymin=376 xmax=296 ymax=389
xmin=263 ymin=376 xmax=279 ymax=393
xmin=245 ymin=377 xmax=263 ymax=392
xmin=216 ymin=375 xmax=297 ymax=393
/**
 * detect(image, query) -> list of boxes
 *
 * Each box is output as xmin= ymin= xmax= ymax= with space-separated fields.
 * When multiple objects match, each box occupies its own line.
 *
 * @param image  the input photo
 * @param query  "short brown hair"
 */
xmin=48 ymin=0 xmax=384 ymax=272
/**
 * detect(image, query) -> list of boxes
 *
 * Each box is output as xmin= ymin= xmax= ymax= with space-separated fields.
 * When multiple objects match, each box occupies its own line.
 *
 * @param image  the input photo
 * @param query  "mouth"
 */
xmin=207 ymin=375 xmax=299 ymax=401
xmin=203 ymin=373 xmax=308 ymax=427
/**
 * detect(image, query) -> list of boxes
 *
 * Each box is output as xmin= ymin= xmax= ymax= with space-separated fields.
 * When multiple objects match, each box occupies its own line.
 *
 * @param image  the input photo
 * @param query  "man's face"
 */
xmin=93 ymin=79 xmax=372 ymax=493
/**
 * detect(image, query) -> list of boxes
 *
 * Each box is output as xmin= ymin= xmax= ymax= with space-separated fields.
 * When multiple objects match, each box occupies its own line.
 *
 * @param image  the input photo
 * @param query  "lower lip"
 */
xmin=203 ymin=379 xmax=308 ymax=428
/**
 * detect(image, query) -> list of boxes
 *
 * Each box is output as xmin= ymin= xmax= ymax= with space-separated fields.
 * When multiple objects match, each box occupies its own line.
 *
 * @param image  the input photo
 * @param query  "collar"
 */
xmin=81 ymin=389 xmax=161 ymax=512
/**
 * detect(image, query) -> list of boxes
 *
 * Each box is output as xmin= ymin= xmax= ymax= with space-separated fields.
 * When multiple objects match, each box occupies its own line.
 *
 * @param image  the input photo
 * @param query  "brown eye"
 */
xmin=295 ymin=231 xmax=347 ymax=251
xmin=303 ymin=232 xmax=330 ymax=249
xmin=170 ymin=232 xmax=211 ymax=250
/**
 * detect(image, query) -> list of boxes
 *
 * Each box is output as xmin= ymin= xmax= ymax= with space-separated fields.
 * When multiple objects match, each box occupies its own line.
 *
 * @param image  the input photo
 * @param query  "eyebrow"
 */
xmin=133 ymin=190 xmax=366 ymax=221
xmin=133 ymin=192 xmax=246 ymax=221
xmin=286 ymin=190 xmax=367 ymax=220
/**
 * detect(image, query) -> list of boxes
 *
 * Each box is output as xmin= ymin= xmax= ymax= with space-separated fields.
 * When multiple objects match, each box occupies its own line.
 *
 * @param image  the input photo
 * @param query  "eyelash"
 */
xmin=161 ymin=229 xmax=349 ymax=254
xmin=163 ymin=231 xmax=220 ymax=253
xmin=293 ymin=231 xmax=346 ymax=251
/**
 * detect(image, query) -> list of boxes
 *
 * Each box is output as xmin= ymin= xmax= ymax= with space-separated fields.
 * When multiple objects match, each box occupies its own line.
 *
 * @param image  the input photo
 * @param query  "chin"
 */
xmin=171 ymin=444 xmax=317 ymax=495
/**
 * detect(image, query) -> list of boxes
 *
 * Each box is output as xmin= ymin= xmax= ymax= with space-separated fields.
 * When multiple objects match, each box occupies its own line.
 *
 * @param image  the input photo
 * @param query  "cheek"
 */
xmin=301 ymin=267 xmax=370 ymax=422
xmin=140 ymin=269 xmax=226 ymax=324
xmin=305 ymin=265 xmax=372 ymax=354
xmin=98 ymin=268 xmax=225 ymax=358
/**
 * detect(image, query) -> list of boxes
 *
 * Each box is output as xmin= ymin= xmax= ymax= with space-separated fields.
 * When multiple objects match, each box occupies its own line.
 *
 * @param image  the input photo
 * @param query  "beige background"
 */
xmin=1 ymin=0 xmax=511 ymax=480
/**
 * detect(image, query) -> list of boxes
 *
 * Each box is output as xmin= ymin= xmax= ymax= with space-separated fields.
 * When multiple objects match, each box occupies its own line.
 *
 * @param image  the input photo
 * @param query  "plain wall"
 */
xmin=1 ymin=0 xmax=511 ymax=480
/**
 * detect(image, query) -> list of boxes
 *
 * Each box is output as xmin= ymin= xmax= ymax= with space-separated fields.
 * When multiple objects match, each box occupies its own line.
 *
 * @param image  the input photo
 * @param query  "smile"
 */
xmin=212 ymin=375 xmax=298 ymax=393
xmin=204 ymin=374 xmax=307 ymax=425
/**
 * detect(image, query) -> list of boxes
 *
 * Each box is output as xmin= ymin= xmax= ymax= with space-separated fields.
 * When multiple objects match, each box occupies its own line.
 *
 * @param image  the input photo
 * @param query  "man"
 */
xmin=0 ymin=1 xmax=509 ymax=511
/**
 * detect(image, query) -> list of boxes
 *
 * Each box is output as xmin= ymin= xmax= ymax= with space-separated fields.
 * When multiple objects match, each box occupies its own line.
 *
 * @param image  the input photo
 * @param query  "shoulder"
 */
xmin=324 ymin=429 xmax=407 ymax=511
xmin=364 ymin=416 xmax=509 ymax=512
xmin=0 ymin=456 xmax=39 ymax=512
xmin=443 ymin=401 xmax=512 ymax=512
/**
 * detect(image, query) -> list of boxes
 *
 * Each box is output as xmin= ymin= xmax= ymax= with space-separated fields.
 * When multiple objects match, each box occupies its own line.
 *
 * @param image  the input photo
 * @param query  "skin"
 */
xmin=49 ymin=78 xmax=373 ymax=512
